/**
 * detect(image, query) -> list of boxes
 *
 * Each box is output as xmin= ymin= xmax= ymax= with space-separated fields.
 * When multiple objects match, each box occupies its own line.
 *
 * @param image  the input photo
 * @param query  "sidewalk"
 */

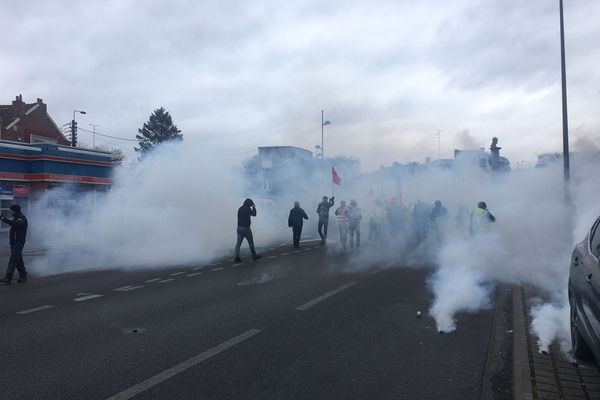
xmin=513 ymin=285 xmax=600 ymax=400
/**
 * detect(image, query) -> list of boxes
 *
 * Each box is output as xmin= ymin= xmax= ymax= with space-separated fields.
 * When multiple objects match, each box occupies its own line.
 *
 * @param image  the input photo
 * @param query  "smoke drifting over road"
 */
xmin=26 ymin=136 xmax=599 ymax=355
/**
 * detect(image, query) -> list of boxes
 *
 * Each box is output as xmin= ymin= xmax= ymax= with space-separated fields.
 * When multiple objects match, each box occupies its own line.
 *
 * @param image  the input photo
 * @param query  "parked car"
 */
xmin=569 ymin=216 xmax=600 ymax=363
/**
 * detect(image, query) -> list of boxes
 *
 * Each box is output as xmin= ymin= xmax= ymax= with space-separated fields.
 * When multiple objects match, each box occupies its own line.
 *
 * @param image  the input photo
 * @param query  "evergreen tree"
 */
xmin=135 ymin=107 xmax=183 ymax=157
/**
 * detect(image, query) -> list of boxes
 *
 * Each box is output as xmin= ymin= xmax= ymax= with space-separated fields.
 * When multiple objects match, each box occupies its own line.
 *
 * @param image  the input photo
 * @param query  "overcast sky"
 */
xmin=3 ymin=0 xmax=599 ymax=170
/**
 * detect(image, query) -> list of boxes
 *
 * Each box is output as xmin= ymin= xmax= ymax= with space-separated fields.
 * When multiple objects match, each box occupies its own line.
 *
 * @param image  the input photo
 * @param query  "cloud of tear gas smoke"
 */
xmin=531 ymin=300 xmax=571 ymax=355
xmin=29 ymin=141 xmax=290 ymax=273
xmin=315 ymin=153 xmax=598 ymax=353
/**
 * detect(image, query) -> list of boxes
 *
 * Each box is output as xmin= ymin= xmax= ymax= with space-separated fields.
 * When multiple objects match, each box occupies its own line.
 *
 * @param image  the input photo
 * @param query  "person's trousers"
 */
xmin=338 ymin=223 xmax=349 ymax=249
xmin=318 ymin=218 xmax=329 ymax=242
xmin=234 ymin=227 xmax=257 ymax=258
xmin=5 ymin=243 xmax=26 ymax=280
xmin=349 ymin=222 xmax=361 ymax=247
xmin=292 ymin=225 xmax=303 ymax=247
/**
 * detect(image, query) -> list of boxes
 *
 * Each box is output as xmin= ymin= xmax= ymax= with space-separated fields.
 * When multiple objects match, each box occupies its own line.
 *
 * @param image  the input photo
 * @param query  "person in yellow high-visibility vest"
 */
xmin=469 ymin=201 xmax=496 ymax=236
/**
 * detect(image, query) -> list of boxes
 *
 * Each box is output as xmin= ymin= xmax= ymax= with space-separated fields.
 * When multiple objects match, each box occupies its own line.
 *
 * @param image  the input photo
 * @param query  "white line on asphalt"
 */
xmin=105 ymin=328 xmax=263 ymax=400
xmin=232 ymin=263 xmax=242 ymax=267
xmin=269 ymin=248 xmax=276 ymax=251
xmin=17 ymin=305 xmax=55 ymax=315
xmin=114 ymin=285 xmax=144 ymax=292
xmin=369 ymin=269 xmax=382 ymax=275
xmin=145 ymin=278 xmax=161 ymax=283
xmin=281 ymin=252 xmax=290 ymax=256
xmin=211 ymin=263 xmax=221 ymax=266
xmin=295 ymin=282 xmax=358 ymax=311
xmin=267 ymin=255 xmax=277 ymax=259
xmin=211 ymin=267 xmax=224 ymax=271
xmin=158 ymin=279 xmax=174 ymax=283
xmin=192 ymin=266 xmax=204 ymax=271
xmin=74 ymin=294 xmax=104 ymax=302
xmin=186 ymin=272 xmax=202 ymax=277
xmin=170 ymin=272 xmax=185 ymax=276
xmin=299 ymin=238 xmax=321 ymax=244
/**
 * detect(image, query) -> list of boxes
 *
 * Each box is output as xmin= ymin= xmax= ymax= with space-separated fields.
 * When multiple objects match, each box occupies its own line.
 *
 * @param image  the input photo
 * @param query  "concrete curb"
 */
xmin=512 ymin=285 xmax=534 ymax=400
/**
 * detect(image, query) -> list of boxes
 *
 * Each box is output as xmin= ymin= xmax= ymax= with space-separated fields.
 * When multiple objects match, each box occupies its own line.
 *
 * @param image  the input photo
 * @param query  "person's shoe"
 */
xmin=17 ymin=278 xmax=27 ymax=283
xmin=0 ymin=278 xmax=11 ymax=285
xmin=320 ymin=240 xmax=325 ymax=246
xmin=234 ymin=257 xmax=242 ymax=263
xmin=253 ymin=255 xmax=262 ymax=261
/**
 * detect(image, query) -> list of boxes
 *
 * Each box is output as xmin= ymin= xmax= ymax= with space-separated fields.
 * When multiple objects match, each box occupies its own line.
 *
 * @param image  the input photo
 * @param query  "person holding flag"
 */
xmin=316 ymin=196 xmax=335 ymax=245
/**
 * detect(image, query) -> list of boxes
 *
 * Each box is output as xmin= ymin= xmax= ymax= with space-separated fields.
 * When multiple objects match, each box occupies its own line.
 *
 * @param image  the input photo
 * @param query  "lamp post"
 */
xmin=321 ymin=110 xmax=331 ymax=159
xmin=559 ymin=0 xmax=570 ymax=205
xmin=71 ymin=109 xmax=86 ymax=147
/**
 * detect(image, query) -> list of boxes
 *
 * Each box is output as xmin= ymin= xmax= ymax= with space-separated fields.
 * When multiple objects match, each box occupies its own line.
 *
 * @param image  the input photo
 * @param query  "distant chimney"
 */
xmin=37 ymin=98 xmax=43 ymax=103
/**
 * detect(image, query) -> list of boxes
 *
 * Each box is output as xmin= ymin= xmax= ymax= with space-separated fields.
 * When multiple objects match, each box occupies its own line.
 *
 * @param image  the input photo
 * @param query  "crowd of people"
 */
xmin=233 ymin=196 xmax=496 ymax=262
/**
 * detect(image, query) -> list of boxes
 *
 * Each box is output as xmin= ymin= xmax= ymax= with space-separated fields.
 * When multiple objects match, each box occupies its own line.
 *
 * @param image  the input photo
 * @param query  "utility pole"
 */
xmin=89 ymin=124 xmax=101 ymax=149
xmin=559 ymin=0 xmax=571 ymax=204
xmin=321 ymin=110 xmax=324 ymax=159
xmin=72 ymin=109 xmax=86 ymax=147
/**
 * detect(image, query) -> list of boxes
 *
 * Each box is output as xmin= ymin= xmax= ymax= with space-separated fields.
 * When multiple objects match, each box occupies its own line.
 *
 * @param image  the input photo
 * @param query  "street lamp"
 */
xmin=71 ymin=109 xmax=86 ymax=147
xmin=321 ymin=110 xmax=332 ymax=159
xmin=559 ymin=0 xmax=570 ymax=204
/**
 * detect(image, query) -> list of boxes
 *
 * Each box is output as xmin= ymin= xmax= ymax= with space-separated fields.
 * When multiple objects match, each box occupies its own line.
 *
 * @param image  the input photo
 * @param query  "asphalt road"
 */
xmin=0 ymin=240 xmax=501 ymax=400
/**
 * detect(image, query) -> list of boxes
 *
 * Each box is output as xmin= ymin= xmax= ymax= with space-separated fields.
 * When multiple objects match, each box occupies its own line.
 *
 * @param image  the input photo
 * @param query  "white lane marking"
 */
xmin=232 ymin=263 xmax=242 ymax=267
xmin=17 ymin=305 xmax=55 ymax=315
xmin=170 ymin=272 xmax=185 ymax=276
xmin=299 ymin=238 xmax=321 ymax=244
xmin=267 ymin=255 xmax=277 ymax=259
xmin=269 ymin=248 xmax=277 ymax=251
xmin=145 ymin=278 xmax=161 ymax=283
xmin=295 ymin=282 xmax=358 ymax=311
xmin=74 ymin=294 xmax=104 ymax=302
xmin=192 ymin=266 xmax=204 ymax=271
xmin=186 ymin=272 xmax=202 ymax=277
xmin=281 ymin=252 xmax=290 ymax=256
xmin=211 ymin=267 xmax=225 ymax=272
xmin=158 ymin=279 xmax=174 ymax=283
xmin=211 ymin=263 xmax=221 ymax=266
xmin=114 ymin=285 xmax=144 ymax=292
xmin=105 ymin=328 xmax=263 ymax=400
xmin=369 ymin=269 xmax=383 ymax=275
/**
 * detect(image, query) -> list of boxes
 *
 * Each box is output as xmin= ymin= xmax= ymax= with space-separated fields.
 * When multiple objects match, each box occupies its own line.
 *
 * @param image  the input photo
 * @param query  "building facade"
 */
xmin=0 ymin=95 xmax=114 ymax=230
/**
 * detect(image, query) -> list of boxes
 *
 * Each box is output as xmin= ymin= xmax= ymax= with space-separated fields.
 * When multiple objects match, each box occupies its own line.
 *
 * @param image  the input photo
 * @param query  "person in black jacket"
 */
xmin=316 ymin=196 xmax=334 ymax=245
xmin=0 ymin=204 xmax=28 ymax=284
xmin=234 ymin=198 xmax=262 ymax=263
xmin=288 ymin=201 xmax=309 ymax=248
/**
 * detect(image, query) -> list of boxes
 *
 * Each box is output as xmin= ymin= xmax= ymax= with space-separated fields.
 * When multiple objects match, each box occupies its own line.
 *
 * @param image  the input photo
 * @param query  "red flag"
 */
xmin=332 ymin=166 xmax=341 ymax=185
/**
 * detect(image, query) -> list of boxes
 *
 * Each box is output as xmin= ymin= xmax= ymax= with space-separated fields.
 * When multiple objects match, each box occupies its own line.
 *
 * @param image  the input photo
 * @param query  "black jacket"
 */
xmin=317 ymin=199 xmax=335 ymax=220
xmin=1 ymin=213 xmax=28 ymax=244
xmin=288 ymin=207 xmax=308 ymax=227
xmin=237 ymin=205 xmax=256 ymax=227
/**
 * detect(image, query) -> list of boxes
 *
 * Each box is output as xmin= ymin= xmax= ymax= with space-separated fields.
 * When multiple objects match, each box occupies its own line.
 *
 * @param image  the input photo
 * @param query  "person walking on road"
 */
xmin=234 ymin=198 xmax=262 ymax=263
xmin=430 ymin=200 xmax=449 ymax=244
xmin=288 ymin=201 xmax=309 ymax=248
xmin=0 ymin=204 xmax=28 ymax=284
xmin=335 ymin=201 xmax=350 ymax=250
xmin=348 ymin=199 xmax=362 ymax=248
xmin=469 ymin=201 xmax=496 ymax=236
xmin=316 ymin=196 xmax=335 ymax=245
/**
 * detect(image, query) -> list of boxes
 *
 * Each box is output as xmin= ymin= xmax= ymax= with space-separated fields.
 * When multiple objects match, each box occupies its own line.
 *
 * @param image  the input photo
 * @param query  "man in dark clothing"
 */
xmin=234 ymin=198 xmax=262 ymax=263
xmin=288 ymin=201 xmax=309 ymax=248
xmin=316 ymin=195 xmax=335 ymax=245
xmin=430 ymin=200 xmax=449 ymax=244
xmin=0 ymin=204 xmax=28 ymax=284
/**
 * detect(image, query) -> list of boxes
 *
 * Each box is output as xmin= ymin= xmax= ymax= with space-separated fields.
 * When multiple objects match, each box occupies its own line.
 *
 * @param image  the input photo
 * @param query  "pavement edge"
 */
xmin=512 ymin=284 xmax=534 ymax=400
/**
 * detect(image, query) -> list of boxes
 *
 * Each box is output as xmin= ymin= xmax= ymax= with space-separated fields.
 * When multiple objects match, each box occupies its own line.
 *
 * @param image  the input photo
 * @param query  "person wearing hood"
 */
xmin=288 ymin=201 xmax=309 ymax=248
xmin=316 ymin=195 xmax=335 ymax=245
xmin=0 ymin=204 xmax=28 ymax=284
xmin=348 ymin=199 xmax=362 ymax=248
xmin=234 ymin=198 xmax=262 ymax=263
xmin=469 ymin=201 xmax=496 ymax=236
